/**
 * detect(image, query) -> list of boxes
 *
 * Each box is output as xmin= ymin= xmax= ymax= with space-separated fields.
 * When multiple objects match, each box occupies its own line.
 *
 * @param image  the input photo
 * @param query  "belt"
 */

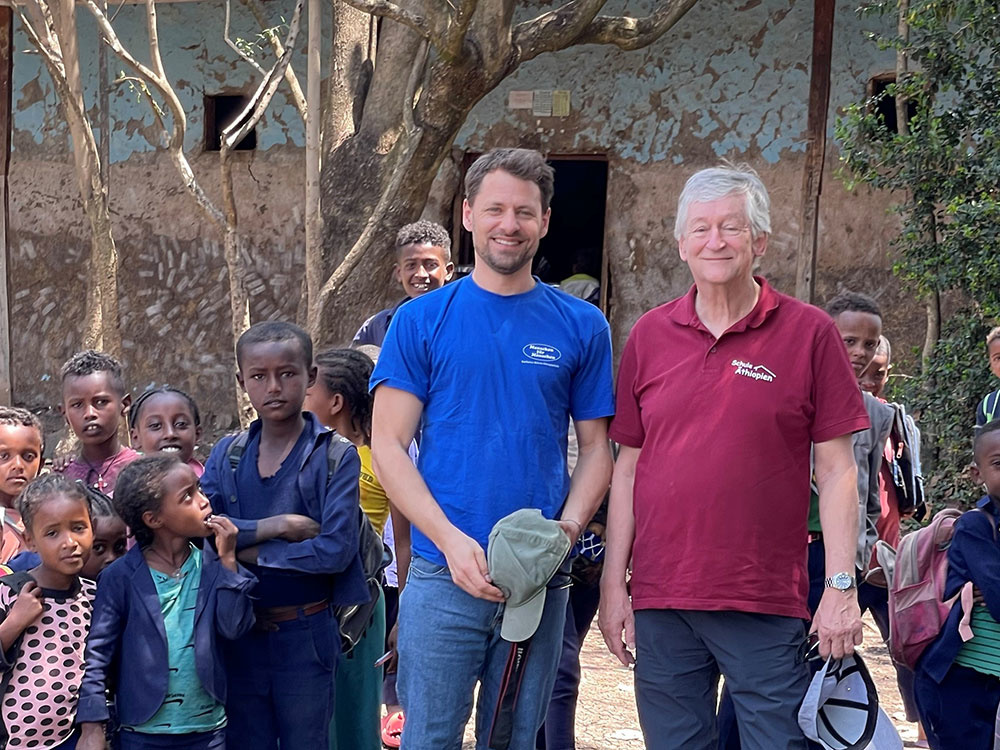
xmin=808 ymin=532 xmax=823 ymax=543
xmin=254 ymin=599 xmax=329 ymax=630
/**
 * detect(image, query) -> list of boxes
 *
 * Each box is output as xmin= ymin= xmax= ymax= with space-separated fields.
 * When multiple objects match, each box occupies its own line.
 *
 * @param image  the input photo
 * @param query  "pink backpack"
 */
xmin=888 ymin=508 xmax=975 ymax=670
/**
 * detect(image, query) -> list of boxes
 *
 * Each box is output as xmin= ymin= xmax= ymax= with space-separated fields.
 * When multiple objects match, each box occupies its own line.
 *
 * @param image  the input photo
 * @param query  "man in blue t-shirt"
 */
xmin=371 ymin=148 xmax=614 ymax=749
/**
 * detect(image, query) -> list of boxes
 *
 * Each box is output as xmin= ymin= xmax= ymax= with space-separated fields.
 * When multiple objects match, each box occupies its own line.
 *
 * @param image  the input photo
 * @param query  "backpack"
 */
xmin=888 ymin=403 xmax=926 ymax=520
xmin=885 ymin=508 xmax=995 ymax=670
xmin=225 ymin=431 xmax=391 ymax=654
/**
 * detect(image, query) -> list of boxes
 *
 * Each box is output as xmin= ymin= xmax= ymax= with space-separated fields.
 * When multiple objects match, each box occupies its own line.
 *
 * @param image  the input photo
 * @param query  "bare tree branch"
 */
xmin=337 ymin=0 xmax=431 ymax=40
xmin=575 ymin=0 xmax=699 ymax=51
xmin=444 ymin=0 xmax=478 ymax=59
xmin=222 ymin=0 xmax=303 ymax=150
xmin=312 ymin=39 xmax=428 ymax=328
xmin=241 ymin=0 xmax=308 ymax=122
xmin=512 ymin=0 xmax=607 ymax=64
xmin=225 ymin=0 xmax=267 ymax=76
xmin=84 ymin=0 xmax=226 ymax=226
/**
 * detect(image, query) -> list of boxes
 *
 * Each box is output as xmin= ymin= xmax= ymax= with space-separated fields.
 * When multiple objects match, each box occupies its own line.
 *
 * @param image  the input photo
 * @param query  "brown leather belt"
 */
xmin=254 ymin=599 xmax=329 ymax=630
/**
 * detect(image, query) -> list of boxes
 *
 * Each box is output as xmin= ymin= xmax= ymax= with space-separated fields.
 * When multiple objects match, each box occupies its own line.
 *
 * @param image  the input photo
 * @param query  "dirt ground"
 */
xmin=461 ymin=613 xmax=917 ymax=749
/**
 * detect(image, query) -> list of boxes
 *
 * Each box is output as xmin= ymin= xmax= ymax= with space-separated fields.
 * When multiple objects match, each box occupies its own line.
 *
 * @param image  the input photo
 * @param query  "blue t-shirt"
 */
xmin=371 ymin=276 xmax=615 ymax=565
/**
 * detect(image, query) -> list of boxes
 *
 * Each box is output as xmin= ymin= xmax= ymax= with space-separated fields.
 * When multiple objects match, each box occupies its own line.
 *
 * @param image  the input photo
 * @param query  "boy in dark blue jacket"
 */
xmin=915 ymin=419 xmax=1000 ymax=749
xmin=200 ymin=321 xmax=367 ymax=750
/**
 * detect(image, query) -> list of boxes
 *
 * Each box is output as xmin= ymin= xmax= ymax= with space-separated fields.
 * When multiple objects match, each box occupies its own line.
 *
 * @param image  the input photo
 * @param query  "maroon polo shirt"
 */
xmin=609 ymin=277 xmax=869 ymax=620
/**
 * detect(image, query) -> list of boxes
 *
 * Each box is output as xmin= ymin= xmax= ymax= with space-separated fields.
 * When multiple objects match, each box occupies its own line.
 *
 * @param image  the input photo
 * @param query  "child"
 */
xmin=0 ymin=407 xmax=44 ymax=563
xmin=353 ymin=220 xmax=454 ymax=347
xmin=914 ymin=419 xmax=1000 ymax=749
xmin=0 ymin=474 xmax=96 ymax=749
xmin=58 ymin=350 xmax=139 ymax=494
xmin=826 ymin=292 xmax=895 ymax=578
xmin=200 ymin=321 xmax=368 ymax=749
xmin=305 ymin=348 xmax=390 ymax=750
xmin=8 ymin=485 xmax=128 ymax=581
xmin=77 ymin=455 xmax=256 ymax=750
xmin=976 ymin=326 xmax=1000 ymax=428
xmin=129 ymin=387 xmax=205 ymax=476
xmin=860 ymin=336 xmax=926 ymax=744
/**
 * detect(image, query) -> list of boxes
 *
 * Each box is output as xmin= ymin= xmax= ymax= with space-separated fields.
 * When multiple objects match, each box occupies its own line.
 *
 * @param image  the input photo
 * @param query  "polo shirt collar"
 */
xmin=669 ymin=275 xmax=780 ymax=335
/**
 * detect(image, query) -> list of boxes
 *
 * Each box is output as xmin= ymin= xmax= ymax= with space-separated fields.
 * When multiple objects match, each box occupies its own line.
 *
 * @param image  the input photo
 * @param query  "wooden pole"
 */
xmin=794 ymin=0 xmax=835 ymax=303
xmin=0 ymin=7 xmax=13 ymax=404
xmin=304 ymin=0 xmax=321 ymax=319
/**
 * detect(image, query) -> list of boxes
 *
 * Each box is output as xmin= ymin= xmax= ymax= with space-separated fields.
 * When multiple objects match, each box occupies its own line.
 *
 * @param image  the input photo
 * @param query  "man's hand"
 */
xmin=598 ymin=580 xmax=635 ymax=667
xmin=385 ymin=623 xmax=399 ymax=673
xmin=277 ymin=514 xmax=321 ymax=542
xmin=77 ymin=723 xmax=106 ymax=750
xmin=8 ymin=581 xmax=43 ymax=630
xmin=441 ymin=530 xmax=504 ymax=602
xmin=207 ymin=515 xmax=239 ymax=571
xmin=810 ymin=588 xmax=863 ymax=659
xmin=557 ymin=519 xmax=582 ymax=545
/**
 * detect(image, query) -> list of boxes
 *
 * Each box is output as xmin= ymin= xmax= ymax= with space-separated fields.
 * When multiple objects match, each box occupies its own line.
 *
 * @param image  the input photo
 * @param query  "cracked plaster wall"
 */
xmin=8 ymin=0 xmax=909 ymax=438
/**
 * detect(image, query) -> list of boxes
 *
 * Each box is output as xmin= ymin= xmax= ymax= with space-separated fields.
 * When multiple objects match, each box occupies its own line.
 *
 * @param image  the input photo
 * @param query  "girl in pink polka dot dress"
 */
xmin=0 ymin=474 xmax=96 ymax=750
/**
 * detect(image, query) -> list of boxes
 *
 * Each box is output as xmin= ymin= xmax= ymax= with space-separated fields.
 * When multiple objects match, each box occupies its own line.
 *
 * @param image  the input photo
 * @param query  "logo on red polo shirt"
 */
xmin=731 ymin=359 xmax=775 ymax=382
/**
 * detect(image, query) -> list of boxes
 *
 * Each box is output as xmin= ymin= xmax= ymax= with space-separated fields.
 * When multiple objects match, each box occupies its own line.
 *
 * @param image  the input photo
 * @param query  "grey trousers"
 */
xmin=634 ymin=609 xmax=810 ymax=750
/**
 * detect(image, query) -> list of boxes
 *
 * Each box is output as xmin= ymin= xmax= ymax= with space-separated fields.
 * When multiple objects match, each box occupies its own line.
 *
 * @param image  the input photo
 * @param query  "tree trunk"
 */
xmin=47 ymin=0 xmax=122 ymax=357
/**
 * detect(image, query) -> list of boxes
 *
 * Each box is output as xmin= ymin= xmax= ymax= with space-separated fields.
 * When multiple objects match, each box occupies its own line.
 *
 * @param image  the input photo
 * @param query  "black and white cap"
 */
xmin=797 ymin=652 xmax=901 ymax=750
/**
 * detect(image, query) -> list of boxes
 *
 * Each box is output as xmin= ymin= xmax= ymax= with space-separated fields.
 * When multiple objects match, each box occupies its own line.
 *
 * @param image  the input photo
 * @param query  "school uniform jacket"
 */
xmin=200 ymin=413 xmax=369 ymax=609
xmin=920 ymin=495 xmax=1000 ymax=682
xmin=76 ymin=544 xmax=257 ymax=725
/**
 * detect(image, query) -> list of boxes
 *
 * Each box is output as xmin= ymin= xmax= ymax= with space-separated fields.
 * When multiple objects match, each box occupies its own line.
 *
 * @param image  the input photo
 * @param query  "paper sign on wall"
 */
xmin=532 ymin=90 xmax=553 ymax=117
xmin=508 ymin=90 xmax=533 ymax=109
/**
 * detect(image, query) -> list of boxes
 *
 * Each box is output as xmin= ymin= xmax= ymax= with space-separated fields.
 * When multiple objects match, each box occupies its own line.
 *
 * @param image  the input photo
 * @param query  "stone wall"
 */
xmin=8 ymin=0 xmax=912 ymax=442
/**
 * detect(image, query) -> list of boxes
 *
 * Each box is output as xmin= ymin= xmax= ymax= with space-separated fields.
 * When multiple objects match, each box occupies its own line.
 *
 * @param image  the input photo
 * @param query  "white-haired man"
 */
xmin=599 ymin=165 xmax=869 ymax=750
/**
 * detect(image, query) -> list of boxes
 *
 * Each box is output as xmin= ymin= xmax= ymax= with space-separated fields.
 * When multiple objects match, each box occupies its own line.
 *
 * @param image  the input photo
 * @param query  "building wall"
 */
xmin=7 ymin=0 xmax=908 ymax=438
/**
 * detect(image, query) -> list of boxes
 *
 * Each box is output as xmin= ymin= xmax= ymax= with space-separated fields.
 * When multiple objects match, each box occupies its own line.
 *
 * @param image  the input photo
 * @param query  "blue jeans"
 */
xmin=224 ymin=605 xmax=340 ymax=750
xmin=397 ymin=555 xmax=570 ymax=750
xmin=118 ymin=728 xmax=226 ymax=749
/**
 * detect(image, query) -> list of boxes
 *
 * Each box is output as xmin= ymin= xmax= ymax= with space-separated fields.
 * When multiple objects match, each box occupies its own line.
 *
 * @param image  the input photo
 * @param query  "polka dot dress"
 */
xmin=0 ymin=578 xmax=95 ymax=748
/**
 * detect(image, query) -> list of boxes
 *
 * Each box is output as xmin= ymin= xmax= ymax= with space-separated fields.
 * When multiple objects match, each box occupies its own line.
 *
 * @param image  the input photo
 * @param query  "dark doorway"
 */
xmin=455 ymin=155 xmax=609 ymax=311
xmin=204 ymin=94 xmax=258 ymax=152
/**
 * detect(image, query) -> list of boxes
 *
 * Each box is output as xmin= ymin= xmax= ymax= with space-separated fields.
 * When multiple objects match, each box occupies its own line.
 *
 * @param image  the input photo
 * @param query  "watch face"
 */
xmin=833 ymin=572 xmax=853 ymax=589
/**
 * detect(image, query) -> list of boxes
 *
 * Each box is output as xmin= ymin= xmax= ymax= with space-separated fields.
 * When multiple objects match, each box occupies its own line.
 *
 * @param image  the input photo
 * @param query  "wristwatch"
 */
xmin=824 ymin=572 xmax=857 ymax=591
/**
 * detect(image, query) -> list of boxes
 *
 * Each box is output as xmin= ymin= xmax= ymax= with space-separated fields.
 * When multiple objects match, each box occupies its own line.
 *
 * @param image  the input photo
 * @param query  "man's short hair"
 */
xmin=236 ymin=321 xmax=313 ymax=370
xmin=674 ymin=165 xmax=771 ymax=241
xmin=826 ymin=292 xmax=882 ymax=321
xmin=465 ymin=148 xmax=555 ymax=212
xmin=60 ymin=350 xmax=126 ymax=395
xmin=396 ymin=220 xmax=452 ymax=261
xmin=986 ymin=326 xmax=1000 ymax=348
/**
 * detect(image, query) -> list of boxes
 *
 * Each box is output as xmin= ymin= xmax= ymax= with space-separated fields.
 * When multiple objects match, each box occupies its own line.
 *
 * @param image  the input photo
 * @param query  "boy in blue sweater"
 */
xmin=976 ymin=326 xmax=1000 ymax=429
xmin=201 ymin=321 xmax=367 ymax=749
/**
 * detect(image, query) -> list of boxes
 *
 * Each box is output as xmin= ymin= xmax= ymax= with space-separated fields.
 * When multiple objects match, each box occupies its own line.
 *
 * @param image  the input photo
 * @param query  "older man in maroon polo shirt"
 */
xmin=598 ymin=165 xmax=869 ymax=750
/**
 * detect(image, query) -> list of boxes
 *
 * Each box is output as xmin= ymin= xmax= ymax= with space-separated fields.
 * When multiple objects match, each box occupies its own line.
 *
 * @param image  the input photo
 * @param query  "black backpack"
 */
xmin=224 ymin=431 xmax=391 ymax=653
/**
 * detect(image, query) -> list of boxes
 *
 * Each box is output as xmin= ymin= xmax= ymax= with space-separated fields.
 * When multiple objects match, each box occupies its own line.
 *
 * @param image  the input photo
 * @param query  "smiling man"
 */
xmin=599 ymin=165 xmax=870 ymax=750
xmin=353 ymin=220 xmax=455 ymax=348
xmin=371 ymin=148 xmax=614 ymax=748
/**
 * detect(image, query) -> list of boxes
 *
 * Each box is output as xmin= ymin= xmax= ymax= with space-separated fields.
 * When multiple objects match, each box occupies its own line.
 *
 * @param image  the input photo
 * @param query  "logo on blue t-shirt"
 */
xmin=522 ymin=343 xmax=563 ymax=368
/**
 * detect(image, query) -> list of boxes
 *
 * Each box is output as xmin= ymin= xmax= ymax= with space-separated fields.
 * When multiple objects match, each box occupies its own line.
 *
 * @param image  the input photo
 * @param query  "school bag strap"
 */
xmin=0 ymin=571 xmax=34 ymax=595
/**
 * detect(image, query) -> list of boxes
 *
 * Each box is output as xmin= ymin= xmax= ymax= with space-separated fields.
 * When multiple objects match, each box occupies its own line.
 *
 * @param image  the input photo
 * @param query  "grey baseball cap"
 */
xmin=487 ymin=509 xmax=572 ymax=643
